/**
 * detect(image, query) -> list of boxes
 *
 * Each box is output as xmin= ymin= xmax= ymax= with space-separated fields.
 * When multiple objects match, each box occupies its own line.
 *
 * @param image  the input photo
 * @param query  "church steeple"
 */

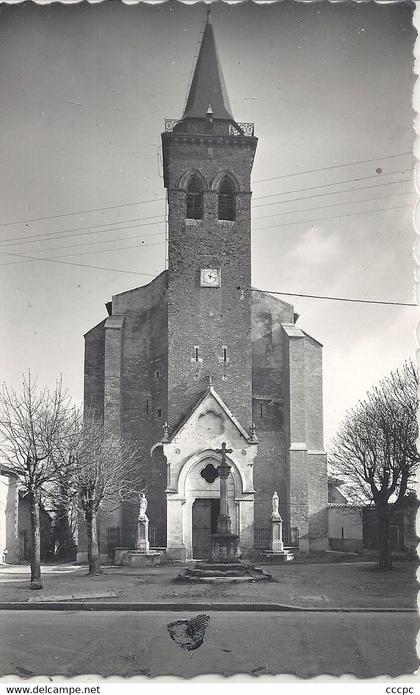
xmin=182 ymin=11 xmax=234 ymax=121
xmin=161 ymin=8 xmax=257 ymax=434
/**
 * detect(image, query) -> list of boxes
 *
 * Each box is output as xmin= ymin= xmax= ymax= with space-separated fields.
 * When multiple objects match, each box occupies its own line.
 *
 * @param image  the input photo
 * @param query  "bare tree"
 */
xmin=329 ymin=360 xmax=419 ymax=570
xmin=62 ymin=414 xmax=142 ymax=576
xmin=0 ymin=374 xmax=71 ymax=589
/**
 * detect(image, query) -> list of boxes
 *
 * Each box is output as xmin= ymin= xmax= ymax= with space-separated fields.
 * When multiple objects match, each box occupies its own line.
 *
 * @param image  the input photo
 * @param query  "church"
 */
xmin=79 ymin=15 xmax=328 ymax=562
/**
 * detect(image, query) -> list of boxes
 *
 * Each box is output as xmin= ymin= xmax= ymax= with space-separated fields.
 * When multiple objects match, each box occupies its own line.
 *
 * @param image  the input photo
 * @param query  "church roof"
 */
xmin=182 ymin=13 xmax=234 ymax=121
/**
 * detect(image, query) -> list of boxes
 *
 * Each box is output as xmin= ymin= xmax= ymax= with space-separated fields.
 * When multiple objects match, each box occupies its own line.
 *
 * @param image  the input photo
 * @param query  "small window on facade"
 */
xmin=186 ymin=176 xmax=203 ymax=220
xmin=146 ymin=399 xmax=149 ymax=415
xmin=157 ymin=408 xmax=162 ymax=418
xmin=154 ymin=370 xmax=160 ymax=379
xmin=222 ymin=347 xmax=227 ymax=363
xmin=218 ymin=176 xmax=236 ymax=221
xmin=194 ymin=346 xmax=199 ymax=362
xmin=260 ymin=402 xmax=264 ymax=419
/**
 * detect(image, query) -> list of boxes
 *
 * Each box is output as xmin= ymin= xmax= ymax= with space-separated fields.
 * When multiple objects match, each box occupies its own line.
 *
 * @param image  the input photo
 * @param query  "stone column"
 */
xmin=216 ymin=442 xmax=233 ymax=534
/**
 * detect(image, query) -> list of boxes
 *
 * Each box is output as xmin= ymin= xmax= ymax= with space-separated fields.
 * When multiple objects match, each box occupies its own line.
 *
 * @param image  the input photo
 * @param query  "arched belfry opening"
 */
xmin=218 ymin=175 xmax=236 ymax=221
xmin=186 ymin=175 xmax=203 ymax=220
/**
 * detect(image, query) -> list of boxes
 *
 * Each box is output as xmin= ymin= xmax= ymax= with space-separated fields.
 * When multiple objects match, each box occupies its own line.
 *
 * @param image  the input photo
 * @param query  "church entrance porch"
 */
xmin=191 ymin=498 xmax=220 ymax=559
xmin=165 ymin=448 xmax=255 ymax=561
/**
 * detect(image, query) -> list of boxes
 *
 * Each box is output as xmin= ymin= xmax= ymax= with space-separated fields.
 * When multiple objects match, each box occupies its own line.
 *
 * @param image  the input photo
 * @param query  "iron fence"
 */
xmin=107 ymin=524 xmax=166 ymax=556
xmin=254 ymin=526 xmax=300 ymax=549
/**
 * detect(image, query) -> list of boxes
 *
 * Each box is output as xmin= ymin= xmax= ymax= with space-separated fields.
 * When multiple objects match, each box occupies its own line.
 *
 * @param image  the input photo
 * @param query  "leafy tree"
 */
xmin=0 ymin=374 xmax=71 ymax=588
xmin=329 ymin=360 xmax=419 ymax=570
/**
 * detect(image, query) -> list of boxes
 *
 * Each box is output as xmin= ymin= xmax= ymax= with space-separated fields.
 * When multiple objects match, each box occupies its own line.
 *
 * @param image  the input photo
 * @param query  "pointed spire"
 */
xmin=182 ymin=13 xmax=234 ymax=121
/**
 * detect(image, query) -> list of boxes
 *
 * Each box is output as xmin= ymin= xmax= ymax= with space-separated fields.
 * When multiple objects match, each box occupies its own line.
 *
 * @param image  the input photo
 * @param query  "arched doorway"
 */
xmin=182 ymin=454 xmax=239 ymax=559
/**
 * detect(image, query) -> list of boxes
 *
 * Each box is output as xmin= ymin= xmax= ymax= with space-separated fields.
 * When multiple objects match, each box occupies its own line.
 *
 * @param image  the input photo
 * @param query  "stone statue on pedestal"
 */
xmin=138 ymin=492 xmax=148 ymax=520
xmin=271 ymin=491 xmax=281 ymax=520
xmin=271 ymin=491 xmax=284 ymax=552
xmin=136 ymin=493 xmax=150 ymax=553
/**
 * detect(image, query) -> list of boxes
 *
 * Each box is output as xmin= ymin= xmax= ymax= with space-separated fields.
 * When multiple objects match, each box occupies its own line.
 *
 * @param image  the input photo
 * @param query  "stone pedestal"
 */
xmin=252 ymin=492 xmax=294 ymax=563
xmin=136 ymin=516 xmax=149 ymax=553
xmin=125 ymin=550 xmax=161 ymax=567
xmin=271 ymin=512 xmax=284 ymax=553
xmin=211 ymin=532 xmax=239 ymax=560
xmin=120 ymin=500 xmax=161 ymax=566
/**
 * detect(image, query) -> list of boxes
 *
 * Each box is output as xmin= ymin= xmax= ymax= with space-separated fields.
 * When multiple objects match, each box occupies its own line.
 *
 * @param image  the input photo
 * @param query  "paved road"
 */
xmin=0 ymin=610 xmax=417 ymax=678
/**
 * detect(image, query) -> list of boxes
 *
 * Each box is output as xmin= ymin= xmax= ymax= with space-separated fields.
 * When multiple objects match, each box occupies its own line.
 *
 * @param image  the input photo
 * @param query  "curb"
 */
xmin=0 ymin=601 xmax=416 ymax=613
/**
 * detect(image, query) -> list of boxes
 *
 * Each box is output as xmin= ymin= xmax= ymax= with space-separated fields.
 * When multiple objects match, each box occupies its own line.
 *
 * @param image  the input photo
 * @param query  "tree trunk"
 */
xmin=29 ymin=489 xmax=43 ymax=590
xmin=85 ymin=509 xmax=101 ymax=576
xmin=376 ymin=507 xmax=392 ymax=571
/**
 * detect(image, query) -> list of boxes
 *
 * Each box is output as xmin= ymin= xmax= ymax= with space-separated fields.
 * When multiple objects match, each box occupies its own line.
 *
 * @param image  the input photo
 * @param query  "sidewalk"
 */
xmin=0 ymin=560 xmax=416 ymax=610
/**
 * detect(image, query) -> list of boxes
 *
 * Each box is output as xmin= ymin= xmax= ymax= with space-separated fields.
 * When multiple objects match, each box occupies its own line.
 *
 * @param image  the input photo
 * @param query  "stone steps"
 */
xmin=182 ymin=575 xmax=270 ymax=584
xmin=176 ymin=559 xmax=272 ymax=584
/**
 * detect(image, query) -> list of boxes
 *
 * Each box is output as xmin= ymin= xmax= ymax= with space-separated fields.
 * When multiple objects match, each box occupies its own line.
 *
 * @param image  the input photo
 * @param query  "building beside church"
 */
xmin=79 ymin=16 xmax=328 ymax=562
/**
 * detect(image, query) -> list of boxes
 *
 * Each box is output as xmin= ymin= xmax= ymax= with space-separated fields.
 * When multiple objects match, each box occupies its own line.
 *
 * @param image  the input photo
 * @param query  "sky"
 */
xmin=0 ymin=0 xmax=416 ymax=446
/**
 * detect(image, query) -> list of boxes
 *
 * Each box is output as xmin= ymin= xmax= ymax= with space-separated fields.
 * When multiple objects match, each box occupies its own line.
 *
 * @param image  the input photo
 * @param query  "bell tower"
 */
xmin=161 ymin=12 xmax=258 ymax=431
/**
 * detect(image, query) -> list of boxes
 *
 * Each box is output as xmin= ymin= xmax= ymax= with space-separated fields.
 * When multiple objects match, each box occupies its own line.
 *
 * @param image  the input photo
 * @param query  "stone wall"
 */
xmin=0 ymin=472 xmax=19 ymax=563
xmin=251 ymin=291 xmax=294 ymax=527
xmin=111 ymin=272 xmax=169 ymax=543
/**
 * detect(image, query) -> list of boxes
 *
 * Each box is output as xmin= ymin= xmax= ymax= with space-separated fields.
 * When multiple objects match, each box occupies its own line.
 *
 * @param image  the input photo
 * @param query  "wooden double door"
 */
xmin=192 ymin=498 xmax=220 ymax=559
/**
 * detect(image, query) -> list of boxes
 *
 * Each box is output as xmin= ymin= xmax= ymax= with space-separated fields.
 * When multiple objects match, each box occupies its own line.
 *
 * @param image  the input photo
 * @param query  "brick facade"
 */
xmin=79 ymin=17 xmax=328 ymax=560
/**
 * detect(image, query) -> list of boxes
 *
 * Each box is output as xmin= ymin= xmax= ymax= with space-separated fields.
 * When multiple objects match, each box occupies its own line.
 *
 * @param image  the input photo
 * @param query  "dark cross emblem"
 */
xmin=215 ymin=442 xmax=233 ymax=479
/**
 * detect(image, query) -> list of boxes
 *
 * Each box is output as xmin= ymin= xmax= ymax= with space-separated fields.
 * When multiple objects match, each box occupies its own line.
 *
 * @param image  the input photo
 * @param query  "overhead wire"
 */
xmin=0 ymin=174 xmax=413 ymax=251
xmin=252 ymin=177 xmax=413 ymax=210
xmin=0 ymin=218 xmax=166 ymax=249
xmin=0 ymin=240 xmax=165 ymax=268
xmin=0 ymin=196 xmax=165 ymax=229
xmin=253 ymin=168 xmax=412 ymax=202
xmin=0 ymin=248 xmax=159 ymax=277
xmin=1 ymin=201 xmax=412 ymax=274
xmin=253 ymin=203 xmax=413 ymax=232
xmin=0 ymin=151 xmax=411 ymax=230
xmin=0 ymin=192 xmax=414 ymax=269
xmin=252 ymin=189 xmax=415 ymax=222
xmin=252 ymin=151 xmax=413 ymax=185
xmin=259 ymin=289 xmax=416 ymax=308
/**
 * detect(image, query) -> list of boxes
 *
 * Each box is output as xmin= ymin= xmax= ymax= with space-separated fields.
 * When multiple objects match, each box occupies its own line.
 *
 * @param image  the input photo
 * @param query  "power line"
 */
xmin=0 ymin=197 xmax=165 ymax=229
xmin=26 ymin=188 xmax=411 ymax=255
xmin=0 ymin=215 xmax=166 ymax=248
xmin=253 ymin=151 xmax=413 ymax=185
xmin=253 ymin=203 xmax=413 ymax=232
xmin=0 ymin=197 xmax=412 ymax=268
xmin=261 ymin=289 xmax=416 ymax=308
xmin=0 ymin=151 xmax=411 ymax=230
xmin=1 ymin=175 xmax=412 ymax=252
xmin=253 ymin=189 xmax=415 ymax=223
xmin=2 ymin=244 xmax=414 ymax=307
xmin=0 ymin=241 xmax=165 ymax=268
xmin=1 ymin=202 xmax=411 ymax=273
xmin=45 ymin=240 xmax=164 ymax=261
xmin=1 ymin=230 xmax=165 ymax=258
xmin=252 ymin=168 xmax=412 ymax=203
xmin=0 ymin=248 xmax=158 ymax=277
xmin=252 ymin=177 xmax=413 ymax=210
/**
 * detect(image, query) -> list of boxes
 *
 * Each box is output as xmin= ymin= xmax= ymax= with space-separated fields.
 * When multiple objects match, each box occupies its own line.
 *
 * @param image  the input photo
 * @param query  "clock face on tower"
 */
xmin=200 ymin=268 xmax=221 ymax=287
